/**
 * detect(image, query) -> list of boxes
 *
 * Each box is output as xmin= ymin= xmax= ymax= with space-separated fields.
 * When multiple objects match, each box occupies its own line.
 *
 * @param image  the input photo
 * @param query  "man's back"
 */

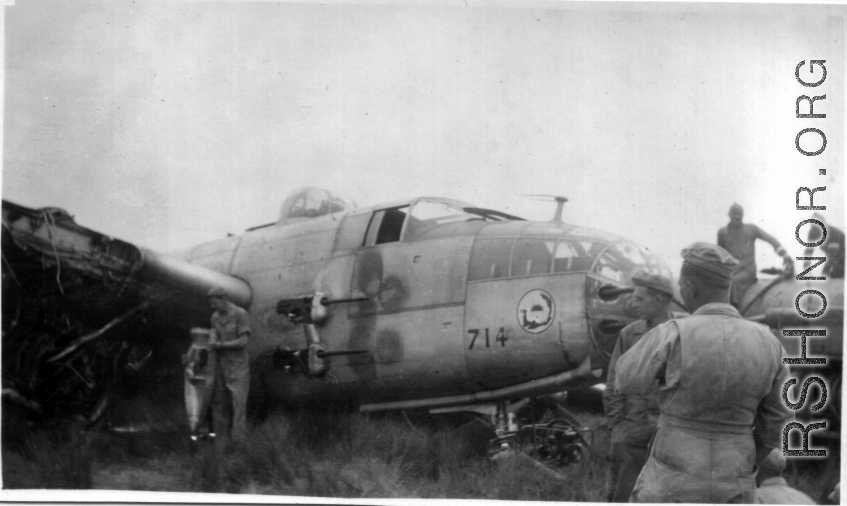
xmin=666 ymin=307 xmax=785 ymax=426
xmin=617 ymin=303 xmax=791 ymax=502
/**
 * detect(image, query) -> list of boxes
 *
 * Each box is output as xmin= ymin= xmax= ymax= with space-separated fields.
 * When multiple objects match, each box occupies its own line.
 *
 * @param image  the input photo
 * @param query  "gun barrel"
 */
xmin=315 ymin=349 xmax=368 ymax=358
xmin=320 ymin=297 xmax=370 ymax=306
xmin=276 ymin=296 xmax=368 ymax=314
xmin=598 ymin=285 xmax=634 ymax=301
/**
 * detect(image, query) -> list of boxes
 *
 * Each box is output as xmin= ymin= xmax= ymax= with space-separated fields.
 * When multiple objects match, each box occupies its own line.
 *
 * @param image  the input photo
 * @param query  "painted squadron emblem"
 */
xmin=517 ymin=289 xmax=556 ymax=334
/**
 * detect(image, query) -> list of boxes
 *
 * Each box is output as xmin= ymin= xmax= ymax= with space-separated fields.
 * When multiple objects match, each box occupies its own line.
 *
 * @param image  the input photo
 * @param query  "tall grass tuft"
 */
xmin=8 ymin=422 xmax=93 ymax=489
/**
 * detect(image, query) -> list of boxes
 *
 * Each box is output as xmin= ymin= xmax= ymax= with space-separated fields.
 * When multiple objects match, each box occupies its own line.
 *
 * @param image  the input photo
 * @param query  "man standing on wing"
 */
xmin=604 ymin=270 xmax=674 ymax=502
xmin=615 ymin=242 xmax=791 ymax=503
xmin=717 ymin=203 xmax=793 ymax=306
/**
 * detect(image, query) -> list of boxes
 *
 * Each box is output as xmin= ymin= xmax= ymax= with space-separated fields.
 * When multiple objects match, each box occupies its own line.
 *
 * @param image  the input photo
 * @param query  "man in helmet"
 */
xmin=603 ymin=270 xmax=674 ymax=502
xmin=207 ymin=286 xmax=252 ymax=442
xmin=717 ymin=203 xmax=793 ymax=306
xmin=615 ymin=242 xmax=791 ymax=503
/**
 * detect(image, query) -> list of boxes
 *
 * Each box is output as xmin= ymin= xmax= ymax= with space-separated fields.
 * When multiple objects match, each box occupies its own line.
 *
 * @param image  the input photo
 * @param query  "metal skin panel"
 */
xmin=234 ymin=241 xmax=350 ymax=355
xmin=562 ymin=226 xmax=623 ymax=245
xmin=476 ymin=221 xmax=533 ymax=238
xmin=182 ymin=236 xmax=242 ymax=271
xmin=230 ymin=217 xmax=340 ymax=276
xmin=261 ymin=305 xmax=471 ymax=405
xmin=520 ymin=222 xmax=577 ymax=238
xmin=348 ymin=236 xmax=472 ymax=316
xmin=464 ymin=273 xmax=589 ymax=391
xmin=195 ymin=209 xmax=478 ymax=406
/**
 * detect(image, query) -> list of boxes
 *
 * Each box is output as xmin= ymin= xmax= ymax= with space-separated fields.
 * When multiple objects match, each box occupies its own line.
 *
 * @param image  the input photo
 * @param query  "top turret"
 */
xmin=277 ymin=187 xmax=357 ymax=225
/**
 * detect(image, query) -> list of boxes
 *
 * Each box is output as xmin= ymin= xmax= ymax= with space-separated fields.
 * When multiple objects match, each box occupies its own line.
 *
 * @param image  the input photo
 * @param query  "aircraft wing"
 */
xmin=2 ymin=200 xmax=250 ymax=419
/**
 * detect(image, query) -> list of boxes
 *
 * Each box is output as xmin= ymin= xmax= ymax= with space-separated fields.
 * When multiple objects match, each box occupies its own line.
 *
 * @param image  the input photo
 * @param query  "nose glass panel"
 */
xmin=586 ymin=241 xmax=674 ymax=362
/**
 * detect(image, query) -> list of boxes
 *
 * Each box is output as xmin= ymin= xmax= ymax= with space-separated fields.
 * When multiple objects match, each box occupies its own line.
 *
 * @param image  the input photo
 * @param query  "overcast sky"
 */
xmin=3 ymin=1 xmax=843 ymax=276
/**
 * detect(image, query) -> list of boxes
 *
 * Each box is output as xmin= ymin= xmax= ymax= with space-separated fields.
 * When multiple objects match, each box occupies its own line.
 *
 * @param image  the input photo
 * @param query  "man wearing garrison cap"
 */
xmin=207 ymin=286 xmax=252 ymax=442
xmin=603 ymin=270 xmax=674 ymax=502
xmin=615 ymin=242 xmax=792 ymax=503
xmin=717 ymin=203 xmax=793 ymax=306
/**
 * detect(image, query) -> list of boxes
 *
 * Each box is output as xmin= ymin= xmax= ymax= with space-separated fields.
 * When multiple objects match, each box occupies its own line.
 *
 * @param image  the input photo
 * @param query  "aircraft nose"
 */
xmin=582 ymin=240 xmax=674 ymax=362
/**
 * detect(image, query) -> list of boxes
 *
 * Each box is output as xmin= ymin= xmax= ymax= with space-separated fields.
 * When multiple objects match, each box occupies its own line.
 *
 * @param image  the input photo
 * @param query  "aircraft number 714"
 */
xmin=467 ymin=328 xmax=508 ymax=349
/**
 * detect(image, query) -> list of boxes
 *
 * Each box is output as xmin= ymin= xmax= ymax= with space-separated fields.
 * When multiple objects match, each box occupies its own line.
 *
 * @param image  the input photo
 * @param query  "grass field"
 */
xmin=2 ymin=396 xmax=840 ymax=503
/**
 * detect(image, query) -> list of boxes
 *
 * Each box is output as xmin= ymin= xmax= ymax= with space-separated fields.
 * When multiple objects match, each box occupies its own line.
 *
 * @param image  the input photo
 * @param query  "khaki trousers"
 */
xmin=606 ymin=420 xmax=654 ymax=502
xmin=212 ymin=354 xmax=249 ymax=441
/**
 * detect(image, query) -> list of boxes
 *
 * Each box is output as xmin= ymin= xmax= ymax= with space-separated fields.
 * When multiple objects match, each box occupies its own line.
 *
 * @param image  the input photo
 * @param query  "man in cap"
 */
xmin=615 ymin=242 xmax=791 ymax=503
xmin=603 ymin=270 xmax=675 ymax=502
xmin=717 ymin=203 xmax=793 ymax=306
xmin=207 ymin=286 xmax=252 ymax=442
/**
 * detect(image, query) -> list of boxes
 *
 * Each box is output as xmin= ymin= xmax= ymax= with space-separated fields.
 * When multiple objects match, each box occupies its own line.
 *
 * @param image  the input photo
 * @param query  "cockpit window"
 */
xmin=411 ymin=201 xmax=470 ymax=223
xmin=596 ymin=253 xmax=628 ymax=283
xmin=554 ymin=240 xmax=602 ymax=272
xmin=469 ymin=238 xmax=514 ymax=281
xmin=364 ymin=206 xmax=409 ymax=246
xmin=471 ymin=238 xmax=605 ymax=282
xmin=404 ymin=200 xmax=515 ymax=241
xmin=640 ymin=246 xmax=675 ymax=281
xmin=405 ymin=201 xmax=478 ymax=241
xmin=593 ymin=242 xmax=669 ymax=284
xmin=512 ymin=240 xmax=555 ymax=277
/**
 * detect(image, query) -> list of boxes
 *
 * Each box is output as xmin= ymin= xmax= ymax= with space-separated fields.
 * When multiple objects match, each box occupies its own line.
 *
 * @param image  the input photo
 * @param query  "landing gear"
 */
xmin=514 ymin=418 xmax=590 ymax=466
xmin=433 ymin=397 xmax=592 ymax=470
xmin=488 ymin=400 xmax=519 ymax=460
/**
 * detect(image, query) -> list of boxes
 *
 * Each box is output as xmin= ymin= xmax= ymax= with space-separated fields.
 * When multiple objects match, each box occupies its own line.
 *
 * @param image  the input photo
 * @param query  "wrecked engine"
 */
xmin=1 ymin=202 xmax=222 ymax=425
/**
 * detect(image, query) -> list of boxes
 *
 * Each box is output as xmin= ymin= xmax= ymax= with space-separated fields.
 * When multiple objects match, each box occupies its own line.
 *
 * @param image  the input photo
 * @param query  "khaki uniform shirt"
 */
xmin=616 ymin=302 xmax=790 ymax=447
xmin=604 ymin=320 xmax=662 ymax=432
xmin=615 ymin=303 xmax=792 ymax=502
xmin=211 ymin=301 xmax=252 ymax=381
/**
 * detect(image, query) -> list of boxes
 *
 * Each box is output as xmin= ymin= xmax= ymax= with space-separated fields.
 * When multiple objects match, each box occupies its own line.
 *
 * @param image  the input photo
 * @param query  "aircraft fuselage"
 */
xmin=177 ymin=196 xmax=671 ymax=409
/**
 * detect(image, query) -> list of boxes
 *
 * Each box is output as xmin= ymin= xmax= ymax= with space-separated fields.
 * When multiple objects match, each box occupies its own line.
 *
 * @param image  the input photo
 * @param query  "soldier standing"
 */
xmin=603 ymin=271 xmax=674 ymax=502
xmin=207 ymin=286 xmax=252 ymax=442
xmin=615 ymin=242 xmax=791 ymax=503
xmin=717 ymin=203 xmax=792 ymax=306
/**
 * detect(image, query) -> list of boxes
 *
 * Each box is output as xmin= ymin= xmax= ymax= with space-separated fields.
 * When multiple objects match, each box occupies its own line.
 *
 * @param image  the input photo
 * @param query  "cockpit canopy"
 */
xmin=469 ymin=236 xmax=672 ymax=284
xmin=360 ymin=198 xmax=523 ymax=245
xmin=277 ymin=187 xmax=357 ymax=225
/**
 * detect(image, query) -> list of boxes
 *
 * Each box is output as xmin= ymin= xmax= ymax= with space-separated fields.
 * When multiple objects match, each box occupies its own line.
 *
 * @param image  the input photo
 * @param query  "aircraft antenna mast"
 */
xmin=522 ymin=195 xmax=569 ymax=223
